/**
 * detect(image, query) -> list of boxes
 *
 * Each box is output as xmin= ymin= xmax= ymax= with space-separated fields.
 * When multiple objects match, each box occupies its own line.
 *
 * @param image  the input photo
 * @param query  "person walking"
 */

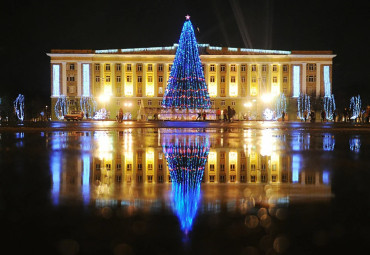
xmin=223 ymin=108 xmax=228 ymax=122
xmin=303 ymin=110 xmax=308 ymax=122
xmin=332 ymin=110 xmax=336 ymax=122
xmin=216 ymin=108 xmax=221 ymax=120
xmin=282 ymin=111 xmax=285 ymax=121
xmin=321 ymin=110 xmax=326 ymax=122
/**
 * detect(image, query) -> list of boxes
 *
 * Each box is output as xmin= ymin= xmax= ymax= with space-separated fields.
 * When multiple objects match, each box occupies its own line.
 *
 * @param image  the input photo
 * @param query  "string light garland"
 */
xmin=297 ymin=94 xmax=311 ymax=120
xmin=322 ymin=94 xmax=336 ymax=120
xmin=349 ymin=95 xmax=361 ymax=120
xmin=162 ymin=16 xmax=211 ymax=109
xmin=54 ymin=96 xmax=68 ymax=120
xmin=13 ymin=94 xmax=24 ymax=122
xmin=274 ymin=93 xmax=287 ymax=120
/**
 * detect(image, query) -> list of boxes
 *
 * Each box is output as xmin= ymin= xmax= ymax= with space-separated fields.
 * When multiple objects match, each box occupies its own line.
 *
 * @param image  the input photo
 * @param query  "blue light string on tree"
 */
xmin=13 ymin=94 xmax=25 ymax=122
xmin=162 ymin=15 xmax=211 ymax=109
xmin=323 ymin=94 xmax=336 ymax=120
xmin=80 ymin=96 xmax=97 ymax=118
xmin=349 ymin=94 xmax=361 ymax=120
xmin=297 ymin=94 xmax=311 ymax=120
xmin=274 ymin=93 xmax=287 ymax=120
xmin=55 ymin=95 xmax=68 ymax=120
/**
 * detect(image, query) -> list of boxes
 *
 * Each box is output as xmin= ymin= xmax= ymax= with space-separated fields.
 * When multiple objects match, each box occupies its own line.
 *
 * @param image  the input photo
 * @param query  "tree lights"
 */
xmin=162 ymin=16 xmax=211 ymax=109
xmin=13 ymin=94 xmax=25 ymax=122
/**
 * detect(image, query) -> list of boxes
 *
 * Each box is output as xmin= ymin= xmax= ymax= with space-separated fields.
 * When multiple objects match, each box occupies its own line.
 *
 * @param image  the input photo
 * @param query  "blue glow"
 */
xmin=322 ymin=171 xmax=330 ymax=185
xmin=349 ymin=137 xmax=361 ymax=153
xmin=53 ymin=65 xmax=60 ymax=96
xmin=82 ymin=154 xmax=90 ymax=205
xmin=324 ymin=66 xmax=331 ymax=97
xmin=323 ymin=134 xmax=335 ymax=151
xmin=349 ymin=95 xmax=361 ymax=120
xmin=292 ymin=154 xmax=301 ymax=183
xmin=50 ymin=151 xmax=61 ymax=206
xmin=82 ymin=64 xmax=90 ymax=96
xmin=293 ymin=66 xmax=300 ymax=98
xmin=13 ymin=94 xmax=25 ymax=122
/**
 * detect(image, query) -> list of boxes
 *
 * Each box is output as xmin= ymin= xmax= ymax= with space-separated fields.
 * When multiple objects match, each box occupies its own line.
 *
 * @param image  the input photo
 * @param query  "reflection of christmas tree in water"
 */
xmin=162 ymin=131 xmax=210 ymax=234
xmin=162 ymin=15 xmax=211 ymax=110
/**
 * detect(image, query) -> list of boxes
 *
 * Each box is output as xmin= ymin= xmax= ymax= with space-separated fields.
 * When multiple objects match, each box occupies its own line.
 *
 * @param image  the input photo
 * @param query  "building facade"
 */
xmin=47 ymin=44 xmax=335 ymax=120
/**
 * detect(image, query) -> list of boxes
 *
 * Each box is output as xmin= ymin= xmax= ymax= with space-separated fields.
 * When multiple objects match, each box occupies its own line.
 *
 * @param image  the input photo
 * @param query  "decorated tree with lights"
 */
xmin=162 ymin=15 xmax=211 ymax=109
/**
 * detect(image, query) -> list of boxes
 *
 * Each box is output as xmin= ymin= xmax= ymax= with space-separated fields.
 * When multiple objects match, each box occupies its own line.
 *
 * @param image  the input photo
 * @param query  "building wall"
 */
xmin=48 ymin=48 xmax=335 ymax=120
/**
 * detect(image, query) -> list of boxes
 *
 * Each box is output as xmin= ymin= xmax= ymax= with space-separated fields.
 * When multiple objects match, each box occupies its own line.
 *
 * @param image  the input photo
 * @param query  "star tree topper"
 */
xmin=185 ymin=14 xmax=190 ymax=20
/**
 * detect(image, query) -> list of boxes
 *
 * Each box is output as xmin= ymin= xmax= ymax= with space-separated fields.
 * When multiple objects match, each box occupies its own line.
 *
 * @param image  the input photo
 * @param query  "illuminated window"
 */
xmin=95 ymin=64 xmax=100 ymax=71
xmin=221 ymin=76 xmax=225 ymax=83
xmin=116 ymin=76 xmax=121 ymax=82
xmin=147 ymin=76 xmax=153 ymax=82
xmin=158 ymin=87 xmax=163 ymax=94
xmin=147 ymin=175 xmax=153 ymax=183
xmin=230 ymin=76 xmax=235 ymax=83
xmin=210 ymin=64 xmax=215 ymax=72
xmin=230 ymin=164 xmax=235 ymax=170
xmin=220 ymin=65 xmax=226 ymax=72
xmin=283 ymin=65 xmax=288 ymax=72
xmin=95 ymin=76 xmax=100 ymax=82
xmin=126 ymin=76 xmax=132 ymax=82
xmin=137 ymin=76 xmax=142 ymax=82
xmin=69 ymin=64 xmax=75 ymax=70
xmin=115 ymin=175 xmax=121 ymax=182
xmin=210 ymin=164 xmax=215 ymax=171
xmin=273 ymin=77 xmax=278 ymax=83
xmin=252 ymin=65 xmax=257 ymax=72
xmin=137 ymin=64 xmax=142 ymax=72
xmin=273 ymin=65 xmax=278 ymax=72
xmin=147 ymin=64 xmax=153 ymax=72
xmin=231 ymin=101 xmax=236 ymax=106
xmin=210 ymin=76 xmax=215 ymax=82
xmin=126 ymin=164 xmax=132 ymax=171
xmin=116 ymin=64 xmax=121 ymax=71
xmin=209 ymin=175 xmax=215 ymax=182
xmin=148 ymin=100 xmax=152 ymax=106
xmin=126 ymin=64 xmax=132 ymax=71
xmin=158 ymin=164 xmax=163 ymax=170
xmin=241 ymin=64 xmax=246 ymax=72
xmin=158 ymin=76 xmax=163 ymax=83
xmin=262 ymin=65 xmax=267 ymax=72
xmin=221 ymin=100 xmax=225 ymax=106
xmin=241 ymin=76 xmax=246 ymax=83
xmin=137 ymin=163 xmax=142 ymax=170
xmin=220 ymin=164 xmax=225 ymax=171
xmin=106 ymin=76 xmax=111 ymax=82
xmin=230 ymin=175 xmax=236 ymax=182
xmin=251 ymin=175 xmax=256 ymax=182
xmin=307 ymin=63 xmax=316 ymax=71
xmin=230 ymin=64 xmax=236 ymax=72
xmin=158 ymin=64 xmax=163 ymax=72
xmin=105 ymin=64 xmax=110 ymax=71
xmin=307 ymin=75 xmax=316 ymax=82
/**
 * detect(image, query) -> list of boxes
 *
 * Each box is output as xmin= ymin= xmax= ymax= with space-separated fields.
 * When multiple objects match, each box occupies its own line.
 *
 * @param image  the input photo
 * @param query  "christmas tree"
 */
xmin=162 ymin=15 xmax=211 ymax=109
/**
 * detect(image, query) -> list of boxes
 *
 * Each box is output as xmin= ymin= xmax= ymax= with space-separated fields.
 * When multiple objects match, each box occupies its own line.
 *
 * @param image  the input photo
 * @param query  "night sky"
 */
xmin=1 ymin=0 xmax=369 ymax=112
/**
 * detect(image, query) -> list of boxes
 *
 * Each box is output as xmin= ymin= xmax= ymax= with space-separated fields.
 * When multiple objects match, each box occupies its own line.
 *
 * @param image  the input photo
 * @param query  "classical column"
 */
xmin=62 ymin=62 xmax=67 ymax=95
xmin=302 ymin=63 xmax=307 ymax=95
xmin=316 ymin=63 xmax=321 ymax=98
xmin=77 ymin=62 xmax=82 ymax=96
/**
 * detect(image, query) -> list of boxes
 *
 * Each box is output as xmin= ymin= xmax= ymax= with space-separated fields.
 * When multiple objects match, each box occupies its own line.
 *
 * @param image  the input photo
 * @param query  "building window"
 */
xmin=307 ymin=75 xmax=316 ymax=82
xmin=251 ymin=164 xmax=256 ymax=170
xmin=230 ymin=164 xmax=235 ymax=170
xmin=147 ymin=163 xmax=153 ymax=170
xmin=168 ymin=64 xmax=172 ymax=72
xmin=106 ymin=76 xmax=111 ymax=82
xmin=148 ymin=100 xmax=152 ymax=106
xmin=230 ymin=64 xmax=236 ymax=72
xmin=283 ymin=77 xmax=288 ymax=83
xmin=210 ymin=64 xmax=215 ymax=72
xmin=230 ymin=175 xmax=236 ymax=182
xmin=95 ymin=64 xmax=100 ymax=71
xmin=96 ymin=163 xmax=101 ymax=170
xmin=282 ymin=174 xmax=288 ymax=183
xmin=158 ymin=175 xmax=163 ymax=183
xmin=158 ymin=76 xmax=163 ymax=83
xmin=221 ymin=88 xmax=225 ymax=94
xmin=147 ymin=175 xmax=153 ymax=183
xmin=307 ymin=63 xmax=316 ymax=71
xmin=221 ymin=76 xmax=225 ymax=83
xmin=262 ymin=65 xmax=267 ymax=72
xmin=158 ymin=87 xmax=163 ymax=94
xmin=126 ymin=164 xmax=132 ymax=171
xmin=221 ymin=100 xmax=225 ymax=106
xmin=147 ymin=76 xmax=153 ymax=83
xmin=158 ymin=64 xmax=163 ymax=72
xmin=261 ymin=175 xmax=266 ymax=183
xmin=147 ymin=64 xmax=153 ymax=72
xmin=115 ymin=175 xmax=121 ymax=182
xmin=210 ymin=76 xmax=215 ymax=83
xmin=202 ymin=64 xmax=205 ymax=71
xmin=231 ymin=101 xmax=236 ymax=106
xmin=220 ymin=64 xmax=226 ymax=72
xmin=209 ymin=175 xmax=215 ymax=182
xmin=273 ymin=65 xmax=278 ymax=72
xmin=272 ymin=175 xmax=277 ymax=182
xmin=241 ymin=164 xmax=246 ymax=171
xmin=116 ymin=163 xmax=121 ymax=171
xmin=137 ymin=64 xmax=142 ymax=72
xmin=241 ymin=76 xmax=246 ymax=83
xmin=69 ymin=64 xmax=75 ymax=70
xmin=105 ymin=64 xmax=110 ymax=71
xmin=219 ymin=175 xmax=225 ymax=183
xmin=116 ymin=64 xmax=121 ymax=71
xmin=137 ymin=163 xmax=142 ymax=170
xmin=230 ymin=76 xmax=235 ymax=83
xmin=220 ymin=164 xmax=225 ymax=171
xmin=106 ymin=163 xmax=111 ymax=170
xmin=95 ymin=76 xmax=100 ymax=82
xmin=116 ymin=76 xmax=121 ymax=82
xmin=126 ymin=76 xmax=132 ymax=82
xmin=240 ymin=175 xmax=245 ymax=182
xmin=126 ymin=64 xmax=132 ymax=71
xmin=283 ymin=65 xmax=288 ymax=72
xmin=273 ymin=76 xmax=278 ymax=83
xmin=252 ymin=65 xmax=257 ymax=72
xmin=241 ymin=64 xmax=246 ymax=72
xmin=251 ymin=175 xmax=256 ymax=182
xmin=210 ymin=164 xmax=215 ymax=171
xmin=137 ymin=76 xmax=142 ymax=82
xmin=252 ymin=77 xmax=256 ymax=83
xmin=158 ymin=164 xmax=163 ymax=170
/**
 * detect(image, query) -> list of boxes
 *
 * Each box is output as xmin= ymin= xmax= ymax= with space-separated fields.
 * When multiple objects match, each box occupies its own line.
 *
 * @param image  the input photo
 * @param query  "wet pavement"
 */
xmin=0 ymin=121 xmax=369 ymax=255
